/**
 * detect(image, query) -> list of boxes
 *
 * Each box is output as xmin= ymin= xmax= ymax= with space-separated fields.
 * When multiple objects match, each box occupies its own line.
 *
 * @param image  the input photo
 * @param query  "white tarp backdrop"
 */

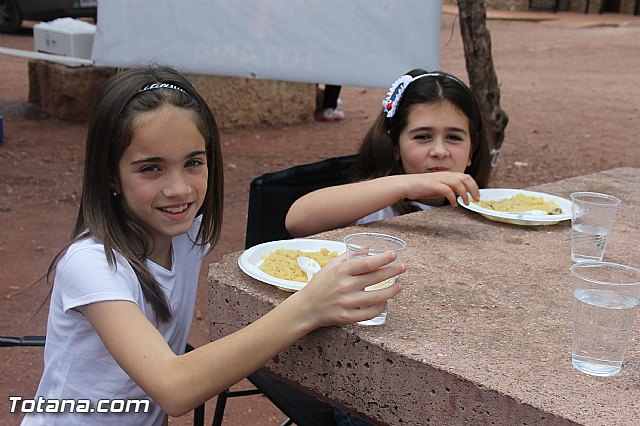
xmin=91 ymin=0 xmax=441 ymax=88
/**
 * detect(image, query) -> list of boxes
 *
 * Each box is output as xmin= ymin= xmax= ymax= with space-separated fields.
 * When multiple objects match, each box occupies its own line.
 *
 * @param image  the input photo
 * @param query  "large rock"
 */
xmin=28 ymin=60 xmax=116 ymax=122
xmin=187 ymin=73 xmax=316 ymax=129
xmin=27 ymin=60 xmax=316 ymax=129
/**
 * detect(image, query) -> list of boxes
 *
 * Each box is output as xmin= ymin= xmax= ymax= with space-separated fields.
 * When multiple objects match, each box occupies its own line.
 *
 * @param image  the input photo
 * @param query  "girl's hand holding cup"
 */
xmin=293 ymin=247 xmax=405 ymax=329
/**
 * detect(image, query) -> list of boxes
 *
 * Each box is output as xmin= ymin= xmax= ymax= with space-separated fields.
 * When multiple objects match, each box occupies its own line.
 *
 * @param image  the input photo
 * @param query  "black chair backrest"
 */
xmin=245 ymin=154 xmax=357 ymax=249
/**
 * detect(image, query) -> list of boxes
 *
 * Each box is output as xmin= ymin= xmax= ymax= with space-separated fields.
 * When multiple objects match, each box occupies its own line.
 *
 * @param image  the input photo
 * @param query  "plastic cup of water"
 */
xmin=344 ymin=232 xmax=406 ymax=326
xmin=570 ymin=261 xmax=640 ymax=377
xmin=570 ymin=192 xmax=621 ymax=263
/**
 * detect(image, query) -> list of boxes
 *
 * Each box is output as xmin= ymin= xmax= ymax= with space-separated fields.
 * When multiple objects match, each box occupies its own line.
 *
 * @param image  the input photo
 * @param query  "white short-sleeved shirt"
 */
xmin=22 ymin=217 xmax=208 ymax=426
xmin=354 ymin=201 xmax=433 ymax=225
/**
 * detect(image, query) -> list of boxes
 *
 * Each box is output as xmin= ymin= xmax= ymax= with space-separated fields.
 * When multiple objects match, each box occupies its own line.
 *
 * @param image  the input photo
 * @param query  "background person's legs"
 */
xmin=321 ymin=85 xmax=345 ymax=121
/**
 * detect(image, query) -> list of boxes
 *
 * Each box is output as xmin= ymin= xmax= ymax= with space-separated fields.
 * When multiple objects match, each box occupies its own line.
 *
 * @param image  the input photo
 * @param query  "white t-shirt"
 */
xmin=354 ymin=201 xmax=433 ymax=225
xmin=22 ymin=217 xmax=208 ymax=426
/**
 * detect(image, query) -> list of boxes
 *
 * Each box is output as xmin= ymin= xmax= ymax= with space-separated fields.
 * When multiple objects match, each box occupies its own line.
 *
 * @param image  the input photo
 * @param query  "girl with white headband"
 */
xmin=286 ymin=68 xmax=492 ymax=237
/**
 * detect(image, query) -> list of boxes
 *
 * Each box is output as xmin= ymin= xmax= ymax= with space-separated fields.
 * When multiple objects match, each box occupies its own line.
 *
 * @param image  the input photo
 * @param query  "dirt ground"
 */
xmin=1 ymin=8 xmax=639 ymax=426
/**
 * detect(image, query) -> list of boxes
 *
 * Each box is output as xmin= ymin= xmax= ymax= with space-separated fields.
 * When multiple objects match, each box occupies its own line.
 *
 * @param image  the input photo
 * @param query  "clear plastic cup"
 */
xmin=570 ymin=261 xmax=640 ymax=376
xmin=570 ymin=192 xmax=620 ymax=263
xmin=344 ymin=232 xmax=406 ymax=325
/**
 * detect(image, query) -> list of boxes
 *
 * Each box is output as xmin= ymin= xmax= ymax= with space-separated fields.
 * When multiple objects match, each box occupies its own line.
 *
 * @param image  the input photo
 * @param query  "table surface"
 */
xmin=207 ymin=167 xmax=640 ymax=426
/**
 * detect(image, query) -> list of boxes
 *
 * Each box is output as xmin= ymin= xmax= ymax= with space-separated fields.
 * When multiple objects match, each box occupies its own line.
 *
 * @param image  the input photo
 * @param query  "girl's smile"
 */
xmin=118 ymin=105 xmax=208 ymax=264
xmin=157 ymin=202 xmax=193 ymax=219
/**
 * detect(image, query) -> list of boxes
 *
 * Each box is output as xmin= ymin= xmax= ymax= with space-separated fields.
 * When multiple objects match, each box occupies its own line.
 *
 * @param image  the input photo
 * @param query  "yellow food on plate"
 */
xmin=259 ymin=248 xmax=339 ymax=283
xmin=473 ymin=193 xmax=563 ymax=214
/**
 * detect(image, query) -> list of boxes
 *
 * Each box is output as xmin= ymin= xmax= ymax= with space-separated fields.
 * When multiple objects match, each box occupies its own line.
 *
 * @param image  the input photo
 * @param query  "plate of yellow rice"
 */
xmin=238 ymin=239 xmax=345 ymax=291
xmin=458 ymin=188 xmax=572 ymax=226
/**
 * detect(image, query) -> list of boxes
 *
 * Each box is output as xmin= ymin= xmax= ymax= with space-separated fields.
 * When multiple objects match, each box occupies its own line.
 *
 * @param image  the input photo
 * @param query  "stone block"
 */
xmin=27 ymin=60 xmax=316 ymax=129
xmin=186 ymin=74 xmax=316 ymax=129
xmin=28 ymin=60 xmax=116 ymax=122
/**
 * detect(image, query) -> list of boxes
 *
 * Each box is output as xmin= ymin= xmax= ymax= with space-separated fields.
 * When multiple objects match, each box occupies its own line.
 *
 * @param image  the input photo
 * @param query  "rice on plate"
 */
xmin=473 ymin=193 xmax=563 ymax=214
xmin=457 ymin=188 xmax=572 ymax=226
xmin=259 ymin=248 xmax=339 ymax=283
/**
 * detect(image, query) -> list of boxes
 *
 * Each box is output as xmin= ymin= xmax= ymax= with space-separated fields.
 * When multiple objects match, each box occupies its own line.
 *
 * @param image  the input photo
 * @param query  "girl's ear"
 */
xmin=467 ymin=142 xmax=475 ymax=167
xmin=110 ymin=179 xmax=121 ymax=196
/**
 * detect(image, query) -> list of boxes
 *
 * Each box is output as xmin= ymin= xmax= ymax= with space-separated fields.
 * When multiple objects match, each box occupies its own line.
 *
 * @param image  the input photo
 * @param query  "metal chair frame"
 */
xmin=2 ymin=336 xmax=206 ymax=425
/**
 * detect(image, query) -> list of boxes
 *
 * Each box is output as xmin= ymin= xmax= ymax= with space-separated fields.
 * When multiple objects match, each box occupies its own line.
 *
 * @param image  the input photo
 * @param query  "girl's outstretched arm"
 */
xmin=286 ymin=176 xmax=408 ymax=237
xmin=79 ymin=252 xmax=404 ymax=417
xmin=286 ymin=172 xmax=480 ymax=237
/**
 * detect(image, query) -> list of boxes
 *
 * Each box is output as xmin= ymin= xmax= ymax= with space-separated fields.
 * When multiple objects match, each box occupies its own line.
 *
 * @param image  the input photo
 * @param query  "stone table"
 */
xmin=208 ymin=167 xmax=640 ymax=425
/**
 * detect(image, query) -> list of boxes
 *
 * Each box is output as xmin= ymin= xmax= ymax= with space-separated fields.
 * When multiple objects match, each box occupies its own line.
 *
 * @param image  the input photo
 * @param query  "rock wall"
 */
xmin=28 ymin=60 xmax=116 ymax=122
xmin=27 ymin=60 xmax=316 ymax=129
xmin=186 ymin=73 xmax=315 ymax=129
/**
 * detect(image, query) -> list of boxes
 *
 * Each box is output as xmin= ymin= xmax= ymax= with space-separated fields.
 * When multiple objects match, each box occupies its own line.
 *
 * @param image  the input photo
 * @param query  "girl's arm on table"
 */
xmin=286 ymin=172 xmax=480 ymax=237
xmin=79 ymin=252 xmax=405 ymax=417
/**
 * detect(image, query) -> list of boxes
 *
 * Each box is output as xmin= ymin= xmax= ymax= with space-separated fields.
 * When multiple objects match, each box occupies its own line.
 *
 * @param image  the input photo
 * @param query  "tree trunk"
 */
xmin=456 ymin=0 xmax=509 ymax=170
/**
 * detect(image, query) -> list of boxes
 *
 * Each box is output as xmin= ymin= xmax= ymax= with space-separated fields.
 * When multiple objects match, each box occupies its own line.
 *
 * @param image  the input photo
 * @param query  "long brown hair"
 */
xmin=351 ymin=69 xmax=491 ymax=215
xmin=48 ymin=65 xmax=224 ymax=323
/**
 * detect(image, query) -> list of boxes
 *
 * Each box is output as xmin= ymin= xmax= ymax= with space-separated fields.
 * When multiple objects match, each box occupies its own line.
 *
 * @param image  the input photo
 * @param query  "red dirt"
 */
xmin=1 ymin=10 xmax=639 ymax=425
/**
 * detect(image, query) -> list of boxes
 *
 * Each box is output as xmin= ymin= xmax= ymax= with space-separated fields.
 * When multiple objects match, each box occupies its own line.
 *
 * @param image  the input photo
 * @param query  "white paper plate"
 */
xmin=238 ymin=239 xmax=346 ymax=292
xmin=458 ymin=188 xmax=572 ymax=226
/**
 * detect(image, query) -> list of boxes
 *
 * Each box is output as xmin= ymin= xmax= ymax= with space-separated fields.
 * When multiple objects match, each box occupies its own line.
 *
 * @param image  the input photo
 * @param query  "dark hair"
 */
xmin=49 ymin=65 xmax=224 ymax=323
xmin=351 ymin=69 xmax=491 ymax=215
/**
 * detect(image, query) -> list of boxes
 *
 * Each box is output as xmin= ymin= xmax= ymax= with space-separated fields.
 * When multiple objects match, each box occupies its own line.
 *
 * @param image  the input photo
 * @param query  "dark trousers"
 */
xmin=322 ymin=85 xmax=342 ymax=109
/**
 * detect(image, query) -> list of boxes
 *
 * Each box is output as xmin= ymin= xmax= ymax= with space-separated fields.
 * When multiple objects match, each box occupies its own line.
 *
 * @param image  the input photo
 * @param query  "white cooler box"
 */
xmin=34 ymin=18 xmax=96 ymax=59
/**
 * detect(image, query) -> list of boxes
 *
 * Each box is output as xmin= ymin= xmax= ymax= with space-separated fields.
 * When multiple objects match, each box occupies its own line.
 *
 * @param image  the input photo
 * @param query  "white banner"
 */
xmin=91 ymin=0 xmax=441 ymax=88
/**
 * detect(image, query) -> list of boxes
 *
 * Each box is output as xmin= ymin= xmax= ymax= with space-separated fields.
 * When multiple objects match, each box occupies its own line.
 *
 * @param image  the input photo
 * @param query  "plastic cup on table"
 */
xmin=343 ymin=232 xmax=406 ymax=326
xmin=570 ymin=261 xmax=640 ymax=377
xmin=570 ymin=192 xmax=620 ymax=263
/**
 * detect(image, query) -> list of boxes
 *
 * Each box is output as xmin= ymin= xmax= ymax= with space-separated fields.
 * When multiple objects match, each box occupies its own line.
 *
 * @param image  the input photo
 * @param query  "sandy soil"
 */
xmin=1 ymin=9 xmax=639 ymax=426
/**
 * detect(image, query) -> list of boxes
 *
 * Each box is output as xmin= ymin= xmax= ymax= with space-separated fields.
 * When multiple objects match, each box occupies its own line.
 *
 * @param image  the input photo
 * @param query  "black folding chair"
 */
xmin=244 ymin=154 xmax=357 ymax=249
xmin=1 ymin=336 xmax=205 ymax=425
xmin=213 ymin=154 xmax=358 ymax=426
xmin=0 ymin=335 xmax=46 ymax=347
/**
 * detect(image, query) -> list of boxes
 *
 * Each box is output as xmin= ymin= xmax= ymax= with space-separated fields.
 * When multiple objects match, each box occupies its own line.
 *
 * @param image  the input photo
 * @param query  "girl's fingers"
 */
xmin=342 ymin=264 xmax=405 ymax=301
xmin=341 ymin=251 xmax=404 ymax=282
xmin=462 ymin=176 xmax=480 ymax=202
xmin=439 ymin=182 xmax=462 ymax=207
xmin=325 ymin=252 xmax=348 ymax=267
xmin=347 ymin=301 xmax=388 ymax=324
xmin=446 ymin=175 xmax=480 ymax=207
xmin=361 ymin=281 xmax=402 ymax=305
xmin=341 ymin=251 xmax=398 ymax=277
xmin=305 ymin=253 xmax=345 ymax=284
xmin=342 ymin=282 xmax=403 ymax=323
xmin=410 ymin=172 xmax=479 ymax=207
xmin=300 ymin=249 xmax=405 ymax=327
xmin=446 ymin=186 xmax=461 ymax=207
